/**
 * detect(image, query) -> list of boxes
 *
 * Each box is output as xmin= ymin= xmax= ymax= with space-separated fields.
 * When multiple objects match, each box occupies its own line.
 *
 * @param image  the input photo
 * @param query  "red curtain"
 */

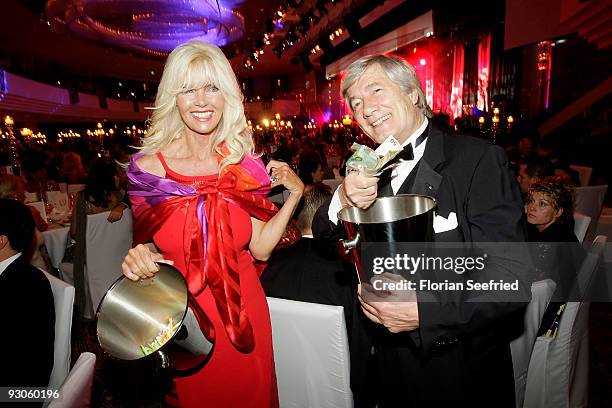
xmin=450 ymin=43 xmax=465 ymax=119
xmin=477 ymin=33 xmax=491 ymax=111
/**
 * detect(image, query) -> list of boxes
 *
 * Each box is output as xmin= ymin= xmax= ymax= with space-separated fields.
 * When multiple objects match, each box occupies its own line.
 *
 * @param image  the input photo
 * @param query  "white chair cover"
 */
xmin=510 ymin=279 xmax=557 ymax=408
xmin=28 ymin=201 xmax=47 ymax=221
xmin=42 ymin=272 xmax=75 ymax=408
xmin=574 ymin=185 xmax=608 ymax=242
xmin=59 ymin=210 xmax=133 ymax=318
xmin=523 ymin=236 xmax=607 ymax=408
xmin=48 ymin=352 xmax=96 ymax=408
xmin=573 ymin=212 xmax=591 ymax=243
xmin=267 ymin=297 xmax=353 ymax=408
xmin=85 ymin=210 xmax=133 ymax=314
xmin=67 ymin=184 xmax=86 ymax=193
xmin=58 ymin=183 xmax=68 ymax=193
xmin=42 ymin=227 xmax=70 ymax=269
xmin=569 ymin=165 xmax=593 ymax=187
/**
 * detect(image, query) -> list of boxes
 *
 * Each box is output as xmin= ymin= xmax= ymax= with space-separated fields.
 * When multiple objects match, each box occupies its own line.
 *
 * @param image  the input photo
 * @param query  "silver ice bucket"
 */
xmin=338 ymin=194 xmax=437 ymax=281
xmin=96 ymin=263 xmax=214 ymax=377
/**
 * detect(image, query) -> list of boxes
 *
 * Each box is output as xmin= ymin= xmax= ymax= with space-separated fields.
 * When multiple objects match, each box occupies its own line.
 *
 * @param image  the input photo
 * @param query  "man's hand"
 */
xmin=358 ymin=278 xmax=420 ymax=333
xmin=341 ymin=171 xmax=379 ymax=209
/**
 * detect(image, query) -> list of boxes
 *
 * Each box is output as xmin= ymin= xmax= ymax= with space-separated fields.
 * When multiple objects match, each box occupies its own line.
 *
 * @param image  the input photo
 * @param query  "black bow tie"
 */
xmin=377 ymin=130 xmax=428 ymax=195
xmin=384 ymin=130 xmax=428 ymax=166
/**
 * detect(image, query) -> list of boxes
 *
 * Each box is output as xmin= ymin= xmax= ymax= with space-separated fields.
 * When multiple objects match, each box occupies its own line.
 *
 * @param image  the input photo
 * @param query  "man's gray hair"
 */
xmin=341 ymin=54 xmax=433 ymax=118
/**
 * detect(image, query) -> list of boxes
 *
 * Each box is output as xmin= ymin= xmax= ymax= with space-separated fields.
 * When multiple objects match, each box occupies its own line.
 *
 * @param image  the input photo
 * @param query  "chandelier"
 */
xmin=46 ymin=0 xmax=245 ymax=56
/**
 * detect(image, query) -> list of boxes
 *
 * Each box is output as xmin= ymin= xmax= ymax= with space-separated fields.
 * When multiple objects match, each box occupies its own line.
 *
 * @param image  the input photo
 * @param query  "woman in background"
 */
xmin=60 ymin=151 xmax=87 ymax=184
xmin=525 ymin=179 xmax=584 ymax=335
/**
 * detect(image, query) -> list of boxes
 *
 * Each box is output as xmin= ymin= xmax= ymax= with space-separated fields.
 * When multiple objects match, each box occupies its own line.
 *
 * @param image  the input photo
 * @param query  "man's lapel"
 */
xmin=398 ymin=125 xmax=445 ymax=198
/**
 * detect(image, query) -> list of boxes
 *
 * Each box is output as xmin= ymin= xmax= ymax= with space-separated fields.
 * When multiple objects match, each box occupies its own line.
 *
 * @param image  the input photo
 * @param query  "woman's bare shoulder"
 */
xmin=135 ymin=153 xmax=165 ymax=177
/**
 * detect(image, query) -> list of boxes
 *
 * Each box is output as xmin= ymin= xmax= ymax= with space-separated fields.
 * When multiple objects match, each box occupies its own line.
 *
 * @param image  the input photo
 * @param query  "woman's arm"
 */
xmin=249 ymin=160 xmax=304 ymax=261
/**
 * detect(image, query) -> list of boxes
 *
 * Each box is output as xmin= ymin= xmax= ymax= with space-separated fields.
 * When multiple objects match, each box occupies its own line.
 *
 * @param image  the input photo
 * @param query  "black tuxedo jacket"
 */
xmin=0 ymin=255 xmax=55 ymax=392
xmin=314 ymin=125 xmax=529 ymax=406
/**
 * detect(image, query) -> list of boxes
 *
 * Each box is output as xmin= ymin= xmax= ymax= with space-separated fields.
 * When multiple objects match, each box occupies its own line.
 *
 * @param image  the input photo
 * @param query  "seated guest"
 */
xmin=261 ymin=185 xmax=355 ymax=324
xmin=64 ymin=159 xmax=126 ymax=316
xmin=0 ymin=174 xmax=48 ymax=231
xmin=506 ymin=135 xmax=536 ymax=167
xmin=517 ymin=155 xmax=554 ymax=196
xmin=525 ymin=180 xmax=585 ymax=335
xmin=526 ymin=179 xmax=578 ymax=243
xmin=69 ymin=159 xmax=125 ymax=238
xmin=537 ymin=139 xmax=580 ymax=186
xmin=0 ymin=199 xmax=55 ymax=392
xmin=22 ymin=154 xmax=60 ymax=196
xmin=298 ymin=151 xmax=327 ymax=192
xmin=0 ymin=175 xmax=51 ymax=271
xmin=59 ymin=151 xmax=87 ymax=184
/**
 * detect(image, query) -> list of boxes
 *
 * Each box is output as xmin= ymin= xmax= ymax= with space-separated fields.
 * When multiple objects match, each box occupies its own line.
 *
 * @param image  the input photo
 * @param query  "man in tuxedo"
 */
xmin=0 ymin=199 xmax=55 ymax=395
xmin=261 ymin=185 xmax=355 ymax=326
xmin=313 ymin=55 xmax=529 ymax=407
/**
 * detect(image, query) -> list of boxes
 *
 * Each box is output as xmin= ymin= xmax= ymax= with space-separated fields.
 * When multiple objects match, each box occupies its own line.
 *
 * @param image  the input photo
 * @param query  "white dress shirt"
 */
xmin=0 ymin=252 xmax=22 ymax=278
xmin=328 ymin=118 xmax=429 ymax=224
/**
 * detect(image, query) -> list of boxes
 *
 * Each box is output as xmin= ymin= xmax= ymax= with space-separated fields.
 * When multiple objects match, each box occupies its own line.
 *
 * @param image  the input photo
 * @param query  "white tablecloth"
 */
xmin=42 ymin=225 xmax=70 ymax=269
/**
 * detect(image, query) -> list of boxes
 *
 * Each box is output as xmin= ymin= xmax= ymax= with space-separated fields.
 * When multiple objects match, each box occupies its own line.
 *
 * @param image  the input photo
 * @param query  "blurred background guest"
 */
xmin=21 ymin=153 xmax=60 ymax=197
xmin=526 ymin=180 xmax=585 ymax=334
xmin=261 ymin=185 xmax=355 ymax=324
xmin=0 ymin=174 xmax=50 ymax=271
xmin=0 ymin=199 xmax=55 ymax=392
xmin=297 ymin=150 xmax=327 ymax=192
xmin=517 ymin=155 xmax=554 ymax=196
xmin=59 ymin=151 xmax=87 ymax=184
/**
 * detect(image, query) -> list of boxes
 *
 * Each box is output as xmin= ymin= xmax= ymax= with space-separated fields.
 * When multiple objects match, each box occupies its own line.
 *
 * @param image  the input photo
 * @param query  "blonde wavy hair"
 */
xmin=141 ymin=40 xmax=253 ymax=169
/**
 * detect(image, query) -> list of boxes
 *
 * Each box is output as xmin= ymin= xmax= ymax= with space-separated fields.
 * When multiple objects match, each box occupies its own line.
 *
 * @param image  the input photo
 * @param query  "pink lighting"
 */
xmin=419 ymin=58 xmax=426 ymax=66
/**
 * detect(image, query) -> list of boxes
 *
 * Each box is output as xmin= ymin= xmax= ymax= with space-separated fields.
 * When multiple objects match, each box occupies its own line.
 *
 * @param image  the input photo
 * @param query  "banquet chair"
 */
xmin=523 ymin=235 xmax=607 ymax=408
xmin=58 ymin=183 xmax=68 ymax=193
xmin=42 ymin=271 xmax=75 ymax=408
xmin=568 ymin=165 xmax=592 ymax=187
xmin=574 ymin=185 xmax=608 ymax=242
xmin=47 ymin=352 xmax=96 ymax=408
xmin=510 ymin=279 xmax=557 ymax=408
xmin=60 ymin=210 xmax=132 ymax=318
xmin=267 ymin=297 xmax=353 ymax=408
xmin=573 ymin=213 xmax=591 ymax=243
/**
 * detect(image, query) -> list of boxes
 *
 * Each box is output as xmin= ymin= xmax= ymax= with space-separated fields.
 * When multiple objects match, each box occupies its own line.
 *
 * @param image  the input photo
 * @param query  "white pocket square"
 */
xmin=433 ymin=212 xmax=458 ymax=233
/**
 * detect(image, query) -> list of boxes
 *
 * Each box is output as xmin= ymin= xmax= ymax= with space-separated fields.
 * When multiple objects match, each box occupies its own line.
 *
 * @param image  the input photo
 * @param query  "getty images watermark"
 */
xmin=357 ymin=241 xmax=612 ymax=303
xmin=369 ymin=251 xmax=521 ymax=292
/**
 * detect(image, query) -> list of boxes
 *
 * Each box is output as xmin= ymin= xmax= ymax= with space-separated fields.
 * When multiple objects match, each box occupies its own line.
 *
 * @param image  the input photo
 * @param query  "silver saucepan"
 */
xmin=96 ymin=263 xmax=214 ymax=377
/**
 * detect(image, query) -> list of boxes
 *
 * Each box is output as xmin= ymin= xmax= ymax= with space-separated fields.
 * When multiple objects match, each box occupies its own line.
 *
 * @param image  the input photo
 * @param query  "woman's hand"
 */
xmin=266 ymin=160 xmax=304 ymax=197
xmin=121 ymin=243 xmax=173 ymax=281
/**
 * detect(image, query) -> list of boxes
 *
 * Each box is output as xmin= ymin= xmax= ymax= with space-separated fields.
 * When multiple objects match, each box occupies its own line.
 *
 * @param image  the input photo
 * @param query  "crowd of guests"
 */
xmin=0 ymin=46 xmax=606 ymax=406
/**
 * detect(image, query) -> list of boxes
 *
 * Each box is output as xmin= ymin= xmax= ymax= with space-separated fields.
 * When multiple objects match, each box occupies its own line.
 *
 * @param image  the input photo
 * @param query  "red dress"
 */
xmin=153 ymin=153 xmax=278 ymax=408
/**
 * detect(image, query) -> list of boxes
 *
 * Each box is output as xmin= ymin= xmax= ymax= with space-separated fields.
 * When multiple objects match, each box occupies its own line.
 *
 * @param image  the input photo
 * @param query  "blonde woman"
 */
xmin=122 ymin=41 xmax=303 ymax=407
